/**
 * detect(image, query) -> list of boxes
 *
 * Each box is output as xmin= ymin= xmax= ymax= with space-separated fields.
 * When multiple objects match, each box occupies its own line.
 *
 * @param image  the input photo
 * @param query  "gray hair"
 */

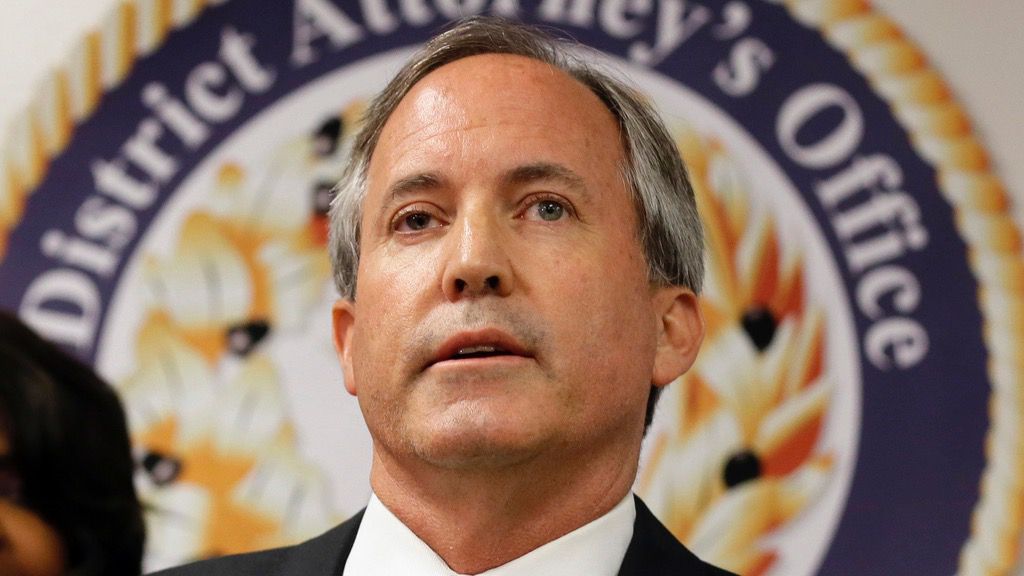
xmin=328 ymin=16 xmax=704 ymax=301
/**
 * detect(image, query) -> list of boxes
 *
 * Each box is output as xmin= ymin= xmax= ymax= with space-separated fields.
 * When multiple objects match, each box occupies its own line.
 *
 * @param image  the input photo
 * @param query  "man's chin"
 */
xmin=406 ymin=419 xmax=552 ymax=472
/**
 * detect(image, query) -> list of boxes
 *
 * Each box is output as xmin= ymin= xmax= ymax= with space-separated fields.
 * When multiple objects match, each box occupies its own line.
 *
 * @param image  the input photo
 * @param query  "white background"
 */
xmin=1 ymin=0 xmax=1020 ymax=222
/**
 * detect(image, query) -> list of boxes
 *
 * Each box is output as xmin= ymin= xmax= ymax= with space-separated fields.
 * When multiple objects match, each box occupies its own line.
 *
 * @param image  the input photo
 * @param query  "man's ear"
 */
xmin=332 ymin=299 xmax=358 ymax=396
xmin=651 ymin=287 xmax=704 ymax=387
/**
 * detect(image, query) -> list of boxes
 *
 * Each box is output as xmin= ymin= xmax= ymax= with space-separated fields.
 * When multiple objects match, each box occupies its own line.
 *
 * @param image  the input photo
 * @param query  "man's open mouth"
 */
xmin=449 ymin=345 xmax=513 ymax=360
xmin=430 ymin=330 xmax=532 ymax=367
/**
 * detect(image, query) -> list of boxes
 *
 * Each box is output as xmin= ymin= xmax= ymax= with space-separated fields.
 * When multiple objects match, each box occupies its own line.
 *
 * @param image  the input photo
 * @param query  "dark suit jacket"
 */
xmin=151 ymin=496 xmax=737 ymax=575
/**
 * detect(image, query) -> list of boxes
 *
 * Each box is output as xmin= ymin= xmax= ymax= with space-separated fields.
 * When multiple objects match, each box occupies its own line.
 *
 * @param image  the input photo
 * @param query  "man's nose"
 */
xmin=441 ymin=208 xmax=514 ymax=300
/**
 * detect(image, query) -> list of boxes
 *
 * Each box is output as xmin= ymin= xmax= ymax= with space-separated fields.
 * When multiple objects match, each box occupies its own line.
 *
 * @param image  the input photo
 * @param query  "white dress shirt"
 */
xmin=343 ymin=492 xmax=636 ymax=576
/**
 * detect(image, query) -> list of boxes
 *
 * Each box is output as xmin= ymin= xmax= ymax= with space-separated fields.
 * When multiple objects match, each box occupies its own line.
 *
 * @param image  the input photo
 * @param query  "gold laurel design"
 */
xmin=781 ymin=1 xmax=1024 ymax=574
xmin=117 ymin=97 xmax=359 ymax=563
xmin=0 ymin=0 xmax=215 ymax=259
xmin=638 ymin=127 xmax=835 ymax=576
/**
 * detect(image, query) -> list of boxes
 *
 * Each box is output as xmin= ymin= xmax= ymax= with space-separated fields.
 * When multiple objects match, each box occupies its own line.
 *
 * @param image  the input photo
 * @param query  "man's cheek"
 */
xmin=384 ymin=249 xmax=446 ymax=294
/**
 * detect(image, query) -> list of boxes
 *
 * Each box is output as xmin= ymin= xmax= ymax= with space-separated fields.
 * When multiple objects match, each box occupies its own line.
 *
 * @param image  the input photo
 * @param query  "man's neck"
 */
xmin=368 ymin=442 xmax=640 ymax=574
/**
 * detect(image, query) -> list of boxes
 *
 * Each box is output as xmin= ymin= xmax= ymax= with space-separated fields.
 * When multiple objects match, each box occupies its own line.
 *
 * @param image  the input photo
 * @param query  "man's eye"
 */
xmin=529 ymin=199 xmax=566 ymax=222
xmin=395 ymin=211 xmax=439 ymax=232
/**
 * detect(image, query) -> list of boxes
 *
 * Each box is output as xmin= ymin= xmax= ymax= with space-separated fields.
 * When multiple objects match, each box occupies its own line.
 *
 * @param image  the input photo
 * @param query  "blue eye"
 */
xmin=534 ymin=200 xmax=565 ymax=221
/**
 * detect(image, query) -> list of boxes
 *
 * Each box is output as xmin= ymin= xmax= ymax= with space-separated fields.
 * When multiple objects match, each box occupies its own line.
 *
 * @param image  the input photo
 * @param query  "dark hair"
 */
xmin=0 ymin=310 xmax=145 ymax=576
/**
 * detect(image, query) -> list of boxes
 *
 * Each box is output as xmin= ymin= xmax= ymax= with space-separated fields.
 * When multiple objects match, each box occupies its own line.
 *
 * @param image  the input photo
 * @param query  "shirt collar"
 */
xmin=343 ymin=492 xmax=636 ymax=576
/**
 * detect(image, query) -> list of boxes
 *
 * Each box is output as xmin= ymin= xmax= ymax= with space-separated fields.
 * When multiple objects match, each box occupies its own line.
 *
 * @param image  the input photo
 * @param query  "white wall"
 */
xmin=1 ymin=0 xmax=1021 ymax=219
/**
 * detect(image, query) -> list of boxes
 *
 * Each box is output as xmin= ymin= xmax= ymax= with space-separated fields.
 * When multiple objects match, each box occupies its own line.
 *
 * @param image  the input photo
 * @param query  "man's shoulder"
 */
xmin=622 ymin=496 xmax=738 ymax=576
xmin=147 ymin=510 xmax=364 ymax=576
xmin=147 ymin=546 xmax=289 ymax=576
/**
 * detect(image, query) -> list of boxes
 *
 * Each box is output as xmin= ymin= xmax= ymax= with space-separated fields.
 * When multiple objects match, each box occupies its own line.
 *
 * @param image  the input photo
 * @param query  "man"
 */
xmin=157 ymin=16 xmax=734 ymax=575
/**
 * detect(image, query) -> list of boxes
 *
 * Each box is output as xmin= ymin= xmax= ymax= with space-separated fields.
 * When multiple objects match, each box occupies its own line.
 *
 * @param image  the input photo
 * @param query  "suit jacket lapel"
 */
xmin=280 ymin=509 xmax=364 ymax=576
xmin=291 ymin=499 xmax=726 ymax=576
xmin=618 ymin=496 xmax=720 ymax=575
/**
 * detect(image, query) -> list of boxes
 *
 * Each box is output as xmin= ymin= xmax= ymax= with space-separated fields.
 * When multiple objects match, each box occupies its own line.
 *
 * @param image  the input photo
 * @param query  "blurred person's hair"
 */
xmin=0 ymin=310 xmax=145 ymax=576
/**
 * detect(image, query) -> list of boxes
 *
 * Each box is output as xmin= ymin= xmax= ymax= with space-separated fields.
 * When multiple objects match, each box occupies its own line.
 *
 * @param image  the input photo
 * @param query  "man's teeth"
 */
xmin=458 ymin=345 xmax=497 ymax=355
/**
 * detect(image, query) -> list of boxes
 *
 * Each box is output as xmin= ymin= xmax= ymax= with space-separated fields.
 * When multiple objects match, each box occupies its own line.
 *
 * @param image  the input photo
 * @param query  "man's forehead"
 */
xmin=412 ymin=53 xmax=575 ymax=97
xmin=384 ymin=53 xmax=613 ymax=137
xmin=368 ymin=53 xmax=623 ymax=176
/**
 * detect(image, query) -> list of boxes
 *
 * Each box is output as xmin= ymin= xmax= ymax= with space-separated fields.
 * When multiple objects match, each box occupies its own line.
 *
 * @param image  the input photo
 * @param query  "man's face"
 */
xmin=334 ymin=54 xmax=700 ymax=471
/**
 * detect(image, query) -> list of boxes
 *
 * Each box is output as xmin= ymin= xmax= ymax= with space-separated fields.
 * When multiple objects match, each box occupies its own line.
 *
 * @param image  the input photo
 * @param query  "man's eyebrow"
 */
xmin=504 ymin=162 xmax=588 ymax=195
xmin=381 ymin=163 xmax=587 ymax=208
xmin=383 ymin=172 xmax=446 ymax=206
